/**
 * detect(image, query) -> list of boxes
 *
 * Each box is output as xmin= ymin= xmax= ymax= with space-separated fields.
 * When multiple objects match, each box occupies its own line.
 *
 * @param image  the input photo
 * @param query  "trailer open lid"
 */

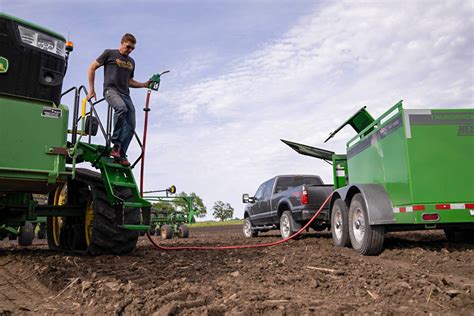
xmin=281 ymin=139 xmax=334 ymax=162
xmin=324 ymin=106 xmax=375 ymax=143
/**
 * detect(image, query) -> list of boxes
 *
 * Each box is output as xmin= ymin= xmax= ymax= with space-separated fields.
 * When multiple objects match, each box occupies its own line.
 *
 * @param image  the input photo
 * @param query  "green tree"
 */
xmin=173 ymin=192 xmax=207 ymax=218
xmin=152 ymin=200 xmax=176 ymax=214
xmin=212 ymin=201 xmax=234 ymax=221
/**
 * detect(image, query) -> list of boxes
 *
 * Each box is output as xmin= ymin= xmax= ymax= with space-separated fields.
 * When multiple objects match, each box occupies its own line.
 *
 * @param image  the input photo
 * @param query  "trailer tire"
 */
xmin=161 ymin=225 xmax=173 ymax=239
xmin=331 ymin=199 xmax=350 ymax=247
xmin=444 ymin=228 xmax=474 ymax=243
xmin=349 ymin=193 xmax=385 ymax=255
xmin=243 ymin=217 xmax=258 ymax=238
xmin=18 ymin=222 xmax=34 ymax=246
xmin=280 ymin=211 xmax=299 ymax=239
xmin=178 ymin=224 xmax=189 ymax=238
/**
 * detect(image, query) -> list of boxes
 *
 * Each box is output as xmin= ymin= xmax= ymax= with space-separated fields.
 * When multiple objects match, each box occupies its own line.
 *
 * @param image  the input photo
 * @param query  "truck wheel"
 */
xmin=178 ymin=224 xmax=189 ymax=238
xmin=331 ymin=199 xmax=350 ymax=247
xmin=243 ymin=218 xmax=258 ymax=237
xmin=348 ymin=193 xmax=385 ymax=255
xmin=18 ymin=222 xmax=34 ymax=246
xmin=161 ymin=225 xmax=173 ymax=239
xmin=280 ymin=211 xmax=299 ymax=239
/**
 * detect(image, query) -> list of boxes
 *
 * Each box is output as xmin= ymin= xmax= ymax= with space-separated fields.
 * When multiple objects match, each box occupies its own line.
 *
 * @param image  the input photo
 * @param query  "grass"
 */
xmin=190 ymin=219 xmax=243 ymax=227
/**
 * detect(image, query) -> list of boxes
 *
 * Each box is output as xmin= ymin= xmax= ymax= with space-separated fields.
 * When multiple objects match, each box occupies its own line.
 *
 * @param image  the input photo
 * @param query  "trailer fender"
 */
xmin=334 ymin=184 xmax=395 ymax=225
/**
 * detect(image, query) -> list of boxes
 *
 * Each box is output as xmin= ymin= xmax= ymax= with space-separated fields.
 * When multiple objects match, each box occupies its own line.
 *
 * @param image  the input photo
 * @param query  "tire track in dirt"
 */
xmin=1 ymin=225 xmax=473 ymax=314
xmin=0 ymin=256 xmax=60 ymax=313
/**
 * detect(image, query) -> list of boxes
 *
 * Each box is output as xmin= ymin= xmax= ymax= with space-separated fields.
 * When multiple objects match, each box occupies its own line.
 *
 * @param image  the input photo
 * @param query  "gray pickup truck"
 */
xmin=242 ymin=175 xmax=333 ymax=238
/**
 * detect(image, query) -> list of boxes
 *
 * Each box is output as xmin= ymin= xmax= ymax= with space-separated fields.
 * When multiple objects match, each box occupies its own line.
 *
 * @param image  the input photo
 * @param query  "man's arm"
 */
xmin=129 ymin=78 xmax=151 ymax=89
xmin=87 ymin=61 xmax=102 ymax=101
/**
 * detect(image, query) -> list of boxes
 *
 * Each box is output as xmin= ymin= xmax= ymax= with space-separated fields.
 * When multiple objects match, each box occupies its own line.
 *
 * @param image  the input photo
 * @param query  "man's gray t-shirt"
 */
xmin=96 ymin=49 xmax=135 ymax=95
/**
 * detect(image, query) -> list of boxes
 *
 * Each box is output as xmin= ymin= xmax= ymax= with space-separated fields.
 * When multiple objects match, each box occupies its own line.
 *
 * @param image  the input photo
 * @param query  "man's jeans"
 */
xmin=104 ymin=89 xmax=136 ymax=154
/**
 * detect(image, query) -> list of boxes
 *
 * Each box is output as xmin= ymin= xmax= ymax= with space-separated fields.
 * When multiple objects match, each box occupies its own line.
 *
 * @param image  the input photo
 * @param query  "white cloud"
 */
xmin=131 ymin=0 xmax=473 ymax=219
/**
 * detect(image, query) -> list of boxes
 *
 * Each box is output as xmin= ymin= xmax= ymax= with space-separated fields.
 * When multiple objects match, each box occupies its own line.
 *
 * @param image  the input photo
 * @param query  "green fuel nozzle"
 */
xmin=148 ymin=70 xmax=170 ymax=91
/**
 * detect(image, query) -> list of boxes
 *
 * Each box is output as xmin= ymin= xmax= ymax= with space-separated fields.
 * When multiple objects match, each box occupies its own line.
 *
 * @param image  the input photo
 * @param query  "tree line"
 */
xmin=152 ymin=192 xmax=234 ymax=221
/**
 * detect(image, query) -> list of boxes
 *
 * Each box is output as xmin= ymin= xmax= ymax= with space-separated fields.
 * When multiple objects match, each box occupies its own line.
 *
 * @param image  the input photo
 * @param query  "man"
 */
xmin=87 ymin=33 xmax=150 ymax=166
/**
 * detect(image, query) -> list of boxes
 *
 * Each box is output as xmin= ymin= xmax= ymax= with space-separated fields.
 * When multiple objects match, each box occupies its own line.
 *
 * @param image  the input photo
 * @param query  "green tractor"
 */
xmin=0 ymin=13 xmax=153 ymax=254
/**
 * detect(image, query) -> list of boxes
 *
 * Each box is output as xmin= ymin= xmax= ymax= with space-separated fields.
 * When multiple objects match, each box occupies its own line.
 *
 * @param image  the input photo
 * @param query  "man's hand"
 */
xmin=143 ymin=80 xmax=151 ymax=88
xmin=87 ymin=89 xmax=97 ymax=101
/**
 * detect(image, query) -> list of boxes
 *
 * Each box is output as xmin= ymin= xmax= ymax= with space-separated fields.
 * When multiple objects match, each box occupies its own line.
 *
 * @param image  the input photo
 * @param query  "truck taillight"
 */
xmin=301 ymin=188 xmax=309 ymax=205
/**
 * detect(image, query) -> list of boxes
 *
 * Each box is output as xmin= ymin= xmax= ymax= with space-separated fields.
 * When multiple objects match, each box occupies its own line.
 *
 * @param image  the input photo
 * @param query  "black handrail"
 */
xmin=60 ymin=85 xmax=145 ymax=169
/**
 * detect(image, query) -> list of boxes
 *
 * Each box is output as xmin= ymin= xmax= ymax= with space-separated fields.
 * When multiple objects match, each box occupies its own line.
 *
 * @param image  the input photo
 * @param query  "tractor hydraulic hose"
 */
xmin=145 ymin=192 xmax=333 ymax=251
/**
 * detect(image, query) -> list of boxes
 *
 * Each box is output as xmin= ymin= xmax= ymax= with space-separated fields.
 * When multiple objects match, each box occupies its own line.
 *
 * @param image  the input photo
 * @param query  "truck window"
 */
xmin=254 ymin=184 xmax=264 ymax=200
xmin=262 ymin=179 xmax=274 ymax=199
xmin=274 ymin=176 xmax=323 ymax=193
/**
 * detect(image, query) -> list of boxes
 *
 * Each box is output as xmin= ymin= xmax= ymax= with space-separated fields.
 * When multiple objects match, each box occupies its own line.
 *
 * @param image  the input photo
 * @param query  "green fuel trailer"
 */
xmin=283 ymin=101 xmax=474 ymax=255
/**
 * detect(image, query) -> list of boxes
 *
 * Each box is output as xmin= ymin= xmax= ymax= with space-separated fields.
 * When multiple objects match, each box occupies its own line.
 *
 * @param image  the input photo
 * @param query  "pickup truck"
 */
xmin=242 ymin=175 xmax=333 ymax=238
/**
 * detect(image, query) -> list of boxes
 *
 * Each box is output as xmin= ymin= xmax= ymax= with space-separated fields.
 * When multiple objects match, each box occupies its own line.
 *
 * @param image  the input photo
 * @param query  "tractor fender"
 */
xmin=332 ymin=184 xmax=395 ymax=225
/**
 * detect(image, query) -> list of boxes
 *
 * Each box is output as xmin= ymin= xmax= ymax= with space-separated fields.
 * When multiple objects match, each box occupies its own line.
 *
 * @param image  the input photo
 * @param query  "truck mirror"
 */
xmin=242 ymin=194 xmax=250 ymax=203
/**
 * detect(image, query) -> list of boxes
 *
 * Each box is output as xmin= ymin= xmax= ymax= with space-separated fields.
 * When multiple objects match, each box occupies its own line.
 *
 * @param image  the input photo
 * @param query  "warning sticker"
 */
xmin=42 ymin=107 xmax=62 ymax=118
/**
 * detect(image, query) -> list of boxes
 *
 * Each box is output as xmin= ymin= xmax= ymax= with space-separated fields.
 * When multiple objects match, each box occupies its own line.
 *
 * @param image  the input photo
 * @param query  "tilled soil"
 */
xmin=0 ymin=225 xmax=473 ymax=315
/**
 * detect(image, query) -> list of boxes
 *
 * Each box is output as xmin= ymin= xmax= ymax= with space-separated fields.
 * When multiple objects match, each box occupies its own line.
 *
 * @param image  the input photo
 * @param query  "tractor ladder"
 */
xmin=77 ymin=142 xmax=151 ymax=231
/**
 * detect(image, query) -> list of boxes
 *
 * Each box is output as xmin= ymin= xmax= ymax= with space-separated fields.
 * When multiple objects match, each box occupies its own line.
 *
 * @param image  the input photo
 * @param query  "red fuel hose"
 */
xmin=139 ymin=88 xmax=334 ymax=251
xmin=145 ymin=192 xmax=333 ymax=251
xmin=140 ymin=89 xmax=152 ymax=196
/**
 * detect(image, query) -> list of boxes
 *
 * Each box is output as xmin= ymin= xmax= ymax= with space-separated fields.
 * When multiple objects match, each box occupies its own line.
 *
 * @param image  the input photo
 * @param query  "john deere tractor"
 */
xmin=0 ymin=13 xmax=152 ymax=254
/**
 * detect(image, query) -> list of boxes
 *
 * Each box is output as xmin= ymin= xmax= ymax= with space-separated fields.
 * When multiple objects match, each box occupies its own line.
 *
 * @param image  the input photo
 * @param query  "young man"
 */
xmin=87 ymin=33 xmax=150 ymax=166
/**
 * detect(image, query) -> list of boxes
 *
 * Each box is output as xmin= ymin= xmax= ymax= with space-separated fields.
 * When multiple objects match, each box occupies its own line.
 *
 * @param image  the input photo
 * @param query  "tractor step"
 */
xmin=123 ymin=202 xmax=147 ymax=208
xmin=104 ymin=161 xmax=130 ymax=169
xmin=110 ymin=181 xmax=136 ymax=188
xmin=120 ymin=224 xmax=150 ymax=231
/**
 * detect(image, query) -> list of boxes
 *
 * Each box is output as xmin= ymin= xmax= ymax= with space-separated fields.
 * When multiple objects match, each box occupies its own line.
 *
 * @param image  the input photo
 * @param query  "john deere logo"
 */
xmin=0 ymin=57 xmax=8 ymax=74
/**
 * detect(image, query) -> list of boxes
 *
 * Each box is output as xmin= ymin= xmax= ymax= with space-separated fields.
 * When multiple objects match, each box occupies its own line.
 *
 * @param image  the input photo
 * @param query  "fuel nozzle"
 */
xmin=148 ymin=70 xmax=170 ymax=91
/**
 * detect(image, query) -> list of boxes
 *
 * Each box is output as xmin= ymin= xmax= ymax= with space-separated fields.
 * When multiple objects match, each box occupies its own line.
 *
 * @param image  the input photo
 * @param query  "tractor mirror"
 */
xmin=85 ymin=115 xmax=99 ymax=136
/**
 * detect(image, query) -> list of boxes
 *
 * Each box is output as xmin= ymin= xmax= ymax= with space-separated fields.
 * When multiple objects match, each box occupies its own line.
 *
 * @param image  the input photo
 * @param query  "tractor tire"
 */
xmin=178 ymin=224 xmax=189 ymax=238
xmin=243 ymin=217 xmax=258 ymax=238
xmin=18 ymin=222 xmax=34 ymax=246
xmin=37 ymin=224 xmax=46 ymax=239
xmin=280 ymin=211 xmax=299 ymax=239
xmin=348 ymin=193 xmax=385 ymax=256
xmin=47 ymin=169 xmax=140 ymax=255
xmin=161 ymin=225 xmax=173 ymax=239
xmin=331 ymin=198 xmax=351 ymax=247
xmin=85 ymin=176 xmax=140 ymax=255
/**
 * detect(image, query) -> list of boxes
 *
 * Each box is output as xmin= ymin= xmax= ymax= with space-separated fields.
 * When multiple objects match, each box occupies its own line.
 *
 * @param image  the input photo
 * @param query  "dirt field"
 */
xmin=0 ymin=225 xmax=473 ymax=315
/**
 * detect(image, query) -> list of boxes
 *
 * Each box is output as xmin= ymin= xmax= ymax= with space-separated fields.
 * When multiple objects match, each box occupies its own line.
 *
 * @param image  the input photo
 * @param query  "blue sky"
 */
xmin=2 ymin=0 xmax=473 ymax=220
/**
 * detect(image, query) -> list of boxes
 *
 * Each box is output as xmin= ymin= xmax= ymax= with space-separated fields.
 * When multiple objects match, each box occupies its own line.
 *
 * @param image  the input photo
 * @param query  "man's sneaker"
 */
xmin=110 ymin=146 xmax=121 ymax=159
xmin=115 ymin=156 xmax=131 ymax=167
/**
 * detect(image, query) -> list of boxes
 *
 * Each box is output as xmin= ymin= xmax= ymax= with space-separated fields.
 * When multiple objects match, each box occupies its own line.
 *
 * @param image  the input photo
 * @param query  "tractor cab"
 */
xmin=0 ymin=12 xmax=68 ymax=105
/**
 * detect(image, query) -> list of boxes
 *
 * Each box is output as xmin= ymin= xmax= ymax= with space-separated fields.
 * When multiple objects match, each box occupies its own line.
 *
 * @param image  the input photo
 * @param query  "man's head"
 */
xmin=119 ymin=33 xmax=136 ymax=56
